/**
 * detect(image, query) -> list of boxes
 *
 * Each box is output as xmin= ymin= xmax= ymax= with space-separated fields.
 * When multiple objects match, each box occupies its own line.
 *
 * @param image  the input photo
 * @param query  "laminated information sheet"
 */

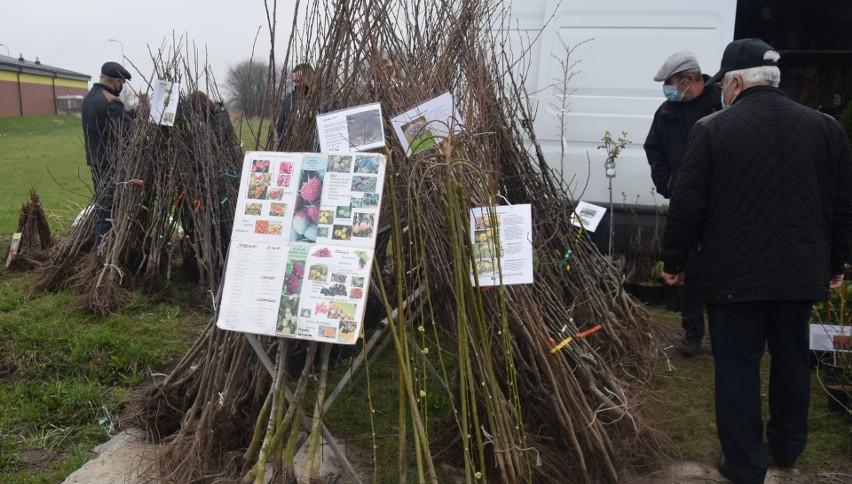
xmin=569 ymin=201 xmax=606 ymax=232
xmin=316 ymin=102 xmax=385 ymax=152
xmin=5 ymin=232 xmax=21 ymax=268
xmin=391 ymin=92 xmax=464 ymax=156
xmin=217 ymin=151 xmax=386 ymax=344
xmin=809 ymin=323 xmax=852 ymax=353
xmin=469 ymin=204 xmax=534 ymax=286
xmin=149 ymin=79 xmax=180 ymax=126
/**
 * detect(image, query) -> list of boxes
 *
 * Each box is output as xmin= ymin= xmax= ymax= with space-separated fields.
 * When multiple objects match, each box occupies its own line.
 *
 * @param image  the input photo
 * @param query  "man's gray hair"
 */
xmin=725 ymin=50 xmax=781 ymax=87
xmin=675 ymin=67 xmax=702 ymax=81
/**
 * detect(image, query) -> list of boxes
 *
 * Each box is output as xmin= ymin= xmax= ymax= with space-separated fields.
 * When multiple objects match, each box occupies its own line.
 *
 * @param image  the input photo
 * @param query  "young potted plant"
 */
xmin=812 ymin=275 xmax=852 ymax=416
xmin=621 ymin=205 xmax=667 ymax=306
xmin=816 ymin=101 xmax=852 ymax=417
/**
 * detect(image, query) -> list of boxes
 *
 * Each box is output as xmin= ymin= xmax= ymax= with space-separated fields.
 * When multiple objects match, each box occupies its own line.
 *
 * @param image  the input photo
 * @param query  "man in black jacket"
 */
xmin=276 ymin=63 xmax=314 ymax=150
xmin=644 ymin=51 xmax=721 ymax=357
xmin=82 ymin=61 xmax=133 ymax=249
xmin=662 ymin=38 xmax=852 ymax=484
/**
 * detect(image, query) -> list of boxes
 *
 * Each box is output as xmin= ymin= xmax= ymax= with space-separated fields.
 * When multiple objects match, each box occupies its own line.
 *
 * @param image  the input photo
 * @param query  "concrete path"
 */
xmin=63 ymin=429 xmax=352 ymax=484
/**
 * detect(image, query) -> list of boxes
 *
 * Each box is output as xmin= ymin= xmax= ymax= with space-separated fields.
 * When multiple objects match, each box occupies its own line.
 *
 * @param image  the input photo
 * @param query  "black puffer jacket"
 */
xmin=663 ymin=86 xmax=852 ymax=303
xmin=644 ymin=75 xmax=721 ymax=198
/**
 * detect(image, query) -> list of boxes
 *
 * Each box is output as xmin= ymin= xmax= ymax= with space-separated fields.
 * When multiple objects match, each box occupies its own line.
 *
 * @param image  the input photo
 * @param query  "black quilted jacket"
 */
xmin=663 ymin=85 xmax=852 ymax=303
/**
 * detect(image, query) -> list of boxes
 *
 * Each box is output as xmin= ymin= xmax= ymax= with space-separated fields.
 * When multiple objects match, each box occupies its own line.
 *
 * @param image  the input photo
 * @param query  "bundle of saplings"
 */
xmin=124 ymin=1 xmax=672 ymax=483
xmin=34 ymin=49 xmax=242 ymax=315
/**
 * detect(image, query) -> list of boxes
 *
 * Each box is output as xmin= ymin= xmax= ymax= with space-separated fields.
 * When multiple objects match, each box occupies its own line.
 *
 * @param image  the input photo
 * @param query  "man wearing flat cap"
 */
xmin=82 ymin=61 xmax=133 ymax=249
xmin=662 ymin=38 xmax=852 ymax=483
xmin=644 ymin=51 xmax=721 ymax=358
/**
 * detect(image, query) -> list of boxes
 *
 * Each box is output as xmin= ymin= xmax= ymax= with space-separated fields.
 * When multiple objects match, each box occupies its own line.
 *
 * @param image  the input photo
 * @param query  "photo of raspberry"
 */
xmin=305 ymin=205 xmax=320 ymax=223
xmin=300 ymin=177 xmax=322 ymax=202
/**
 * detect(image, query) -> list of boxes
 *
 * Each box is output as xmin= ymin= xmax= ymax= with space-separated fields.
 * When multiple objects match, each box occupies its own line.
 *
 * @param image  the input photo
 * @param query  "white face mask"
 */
xmin=720 ymin=78 xmax=737 ymax=109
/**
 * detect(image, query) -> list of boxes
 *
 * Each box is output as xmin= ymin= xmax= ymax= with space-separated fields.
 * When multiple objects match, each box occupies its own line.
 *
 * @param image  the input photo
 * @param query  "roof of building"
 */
xmin=0 ymin=54 xmax=90 ymax=82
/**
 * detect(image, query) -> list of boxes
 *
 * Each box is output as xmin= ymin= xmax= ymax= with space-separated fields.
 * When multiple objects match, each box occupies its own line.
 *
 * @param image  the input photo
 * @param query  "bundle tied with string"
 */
xmin=6 ymin=187 xmax=52 ymax=270
xmin=34 ymin=48 xmax=243 ymax=315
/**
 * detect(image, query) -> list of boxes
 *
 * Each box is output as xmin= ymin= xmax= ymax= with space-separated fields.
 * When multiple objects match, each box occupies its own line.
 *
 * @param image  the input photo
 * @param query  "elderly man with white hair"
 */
xmin=661 ymin=38 xmax=852 ymax=483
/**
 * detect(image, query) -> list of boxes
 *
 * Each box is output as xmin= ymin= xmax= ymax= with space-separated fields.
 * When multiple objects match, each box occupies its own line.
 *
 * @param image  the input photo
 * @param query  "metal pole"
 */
xmin=107 ymin=38 xmax=124 ymax=65
xmin=0 ymin=43 xmax=10 ymax=56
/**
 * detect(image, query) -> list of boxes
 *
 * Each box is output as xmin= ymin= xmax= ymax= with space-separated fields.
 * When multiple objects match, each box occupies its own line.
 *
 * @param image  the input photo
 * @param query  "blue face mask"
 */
xmin=663 ymin=85 xmax=683 ymax=102
xmin=662 ymin=77 xmax=690 ymax=102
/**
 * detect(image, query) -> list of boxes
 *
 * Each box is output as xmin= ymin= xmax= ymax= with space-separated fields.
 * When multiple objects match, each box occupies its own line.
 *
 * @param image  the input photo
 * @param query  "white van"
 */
xmin=504 ymin=0 xmax=852 ymax=250
xmin=500 ymin=0 xmax=735 ymax=250
xmin=505 ymin=0 xmax=735 ymax=208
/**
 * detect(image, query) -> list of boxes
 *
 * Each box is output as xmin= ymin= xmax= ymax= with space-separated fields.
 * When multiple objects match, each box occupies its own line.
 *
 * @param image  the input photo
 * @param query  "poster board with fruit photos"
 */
xmin=216 ymin=151 xmax=386 ymax=344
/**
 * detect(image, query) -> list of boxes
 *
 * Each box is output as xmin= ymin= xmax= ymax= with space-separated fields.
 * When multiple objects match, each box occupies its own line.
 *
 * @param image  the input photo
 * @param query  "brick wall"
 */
xmin=0 ymin=73 xmax=88 ymax=117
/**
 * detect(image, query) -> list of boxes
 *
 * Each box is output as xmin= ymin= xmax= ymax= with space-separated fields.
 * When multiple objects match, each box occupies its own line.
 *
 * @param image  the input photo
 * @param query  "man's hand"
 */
xmin=662 ymin=271 xmax=685 ymax=286
xmin=829 ymin=274 xmax=845 ymax=289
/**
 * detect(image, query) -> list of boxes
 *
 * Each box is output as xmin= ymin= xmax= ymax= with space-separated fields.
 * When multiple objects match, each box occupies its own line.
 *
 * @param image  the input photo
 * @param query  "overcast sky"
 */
xmin=1 ymin=0 xmax=298 ymax=98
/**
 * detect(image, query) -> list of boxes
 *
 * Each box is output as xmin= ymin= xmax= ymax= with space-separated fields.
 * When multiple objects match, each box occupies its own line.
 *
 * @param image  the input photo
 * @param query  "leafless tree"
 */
xmin=223 ymin=59 xmax=270 ymax=117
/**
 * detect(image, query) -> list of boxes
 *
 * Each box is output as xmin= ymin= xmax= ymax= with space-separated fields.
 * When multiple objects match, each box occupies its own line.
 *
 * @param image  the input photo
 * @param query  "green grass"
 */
xmin=0 ymin=116 xmax=93 ymax=242
xmin=232 ymin=116 xmax=270 ymax=152
xmin=0 ymin=115 xmax=206 ymax=481
xmin=0 ymin=114 xmax=266 ymax=245
xmin=0 ymin=270 xmax=204 ymax=482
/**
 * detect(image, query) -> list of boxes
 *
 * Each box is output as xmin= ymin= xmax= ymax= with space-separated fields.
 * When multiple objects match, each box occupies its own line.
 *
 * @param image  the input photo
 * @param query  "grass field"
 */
xmin=0 ymin=270 xmax=204 ymax=483
xmin=0 ymin=116 xmax=849 ymax=482
xmin=0 ymin=116 xmax=93 ymax=244
xmin=0 ymin=115 xmax=211 ymax=482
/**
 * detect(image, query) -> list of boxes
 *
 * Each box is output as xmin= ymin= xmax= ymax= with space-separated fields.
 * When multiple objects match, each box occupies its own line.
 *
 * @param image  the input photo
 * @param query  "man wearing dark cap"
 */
xmin=662 ymin=38 xmax=852 ymax=483
xmin=644 ymin=51 xmax=721 ymax=357
xmin=82 ymin=61 xmax=133 ymax=249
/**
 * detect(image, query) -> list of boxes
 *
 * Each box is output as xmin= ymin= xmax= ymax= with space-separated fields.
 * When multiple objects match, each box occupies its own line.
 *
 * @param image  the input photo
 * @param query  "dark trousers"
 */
xmin=93 ymin=208 xmax=112 ymax=249
xmin=681 ymin=247 xmax=705 ymax=339
xmin=708 ymin=300 xmax=812 ymax=484
xmin=91 ymin=166 xmax=113 ymax=249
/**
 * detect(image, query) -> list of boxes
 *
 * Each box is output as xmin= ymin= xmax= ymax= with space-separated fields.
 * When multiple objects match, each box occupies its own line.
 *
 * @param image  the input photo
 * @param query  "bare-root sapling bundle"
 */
xmin=129 ymin=1 xmax=673 ymax=483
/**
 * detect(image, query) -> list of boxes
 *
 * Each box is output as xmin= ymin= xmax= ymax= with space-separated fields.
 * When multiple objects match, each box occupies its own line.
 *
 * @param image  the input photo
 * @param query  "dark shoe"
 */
xmin=718 ymin=454 xmax=736 ymax=481
xmin=773 ymin=454 xmax=796 ymax=468
xmin=769 ymin=445 xmax=797 ymax=467
xmin=718 ymin=453 xmax=769 ymax=483
xmin=676 ymin=334 xmax=701 ymax=357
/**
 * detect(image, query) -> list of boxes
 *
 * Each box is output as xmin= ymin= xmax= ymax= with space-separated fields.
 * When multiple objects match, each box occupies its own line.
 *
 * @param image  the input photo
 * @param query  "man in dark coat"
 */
xmin=82 ymin=61 xmax=133 ymax=249
xmin=644 ymin=51 xmax=721 ymax=357
xmin=276 ymin=63 xmax=315 ymax=150
xmin=662 ymin=38 xmax=852 ymax=484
